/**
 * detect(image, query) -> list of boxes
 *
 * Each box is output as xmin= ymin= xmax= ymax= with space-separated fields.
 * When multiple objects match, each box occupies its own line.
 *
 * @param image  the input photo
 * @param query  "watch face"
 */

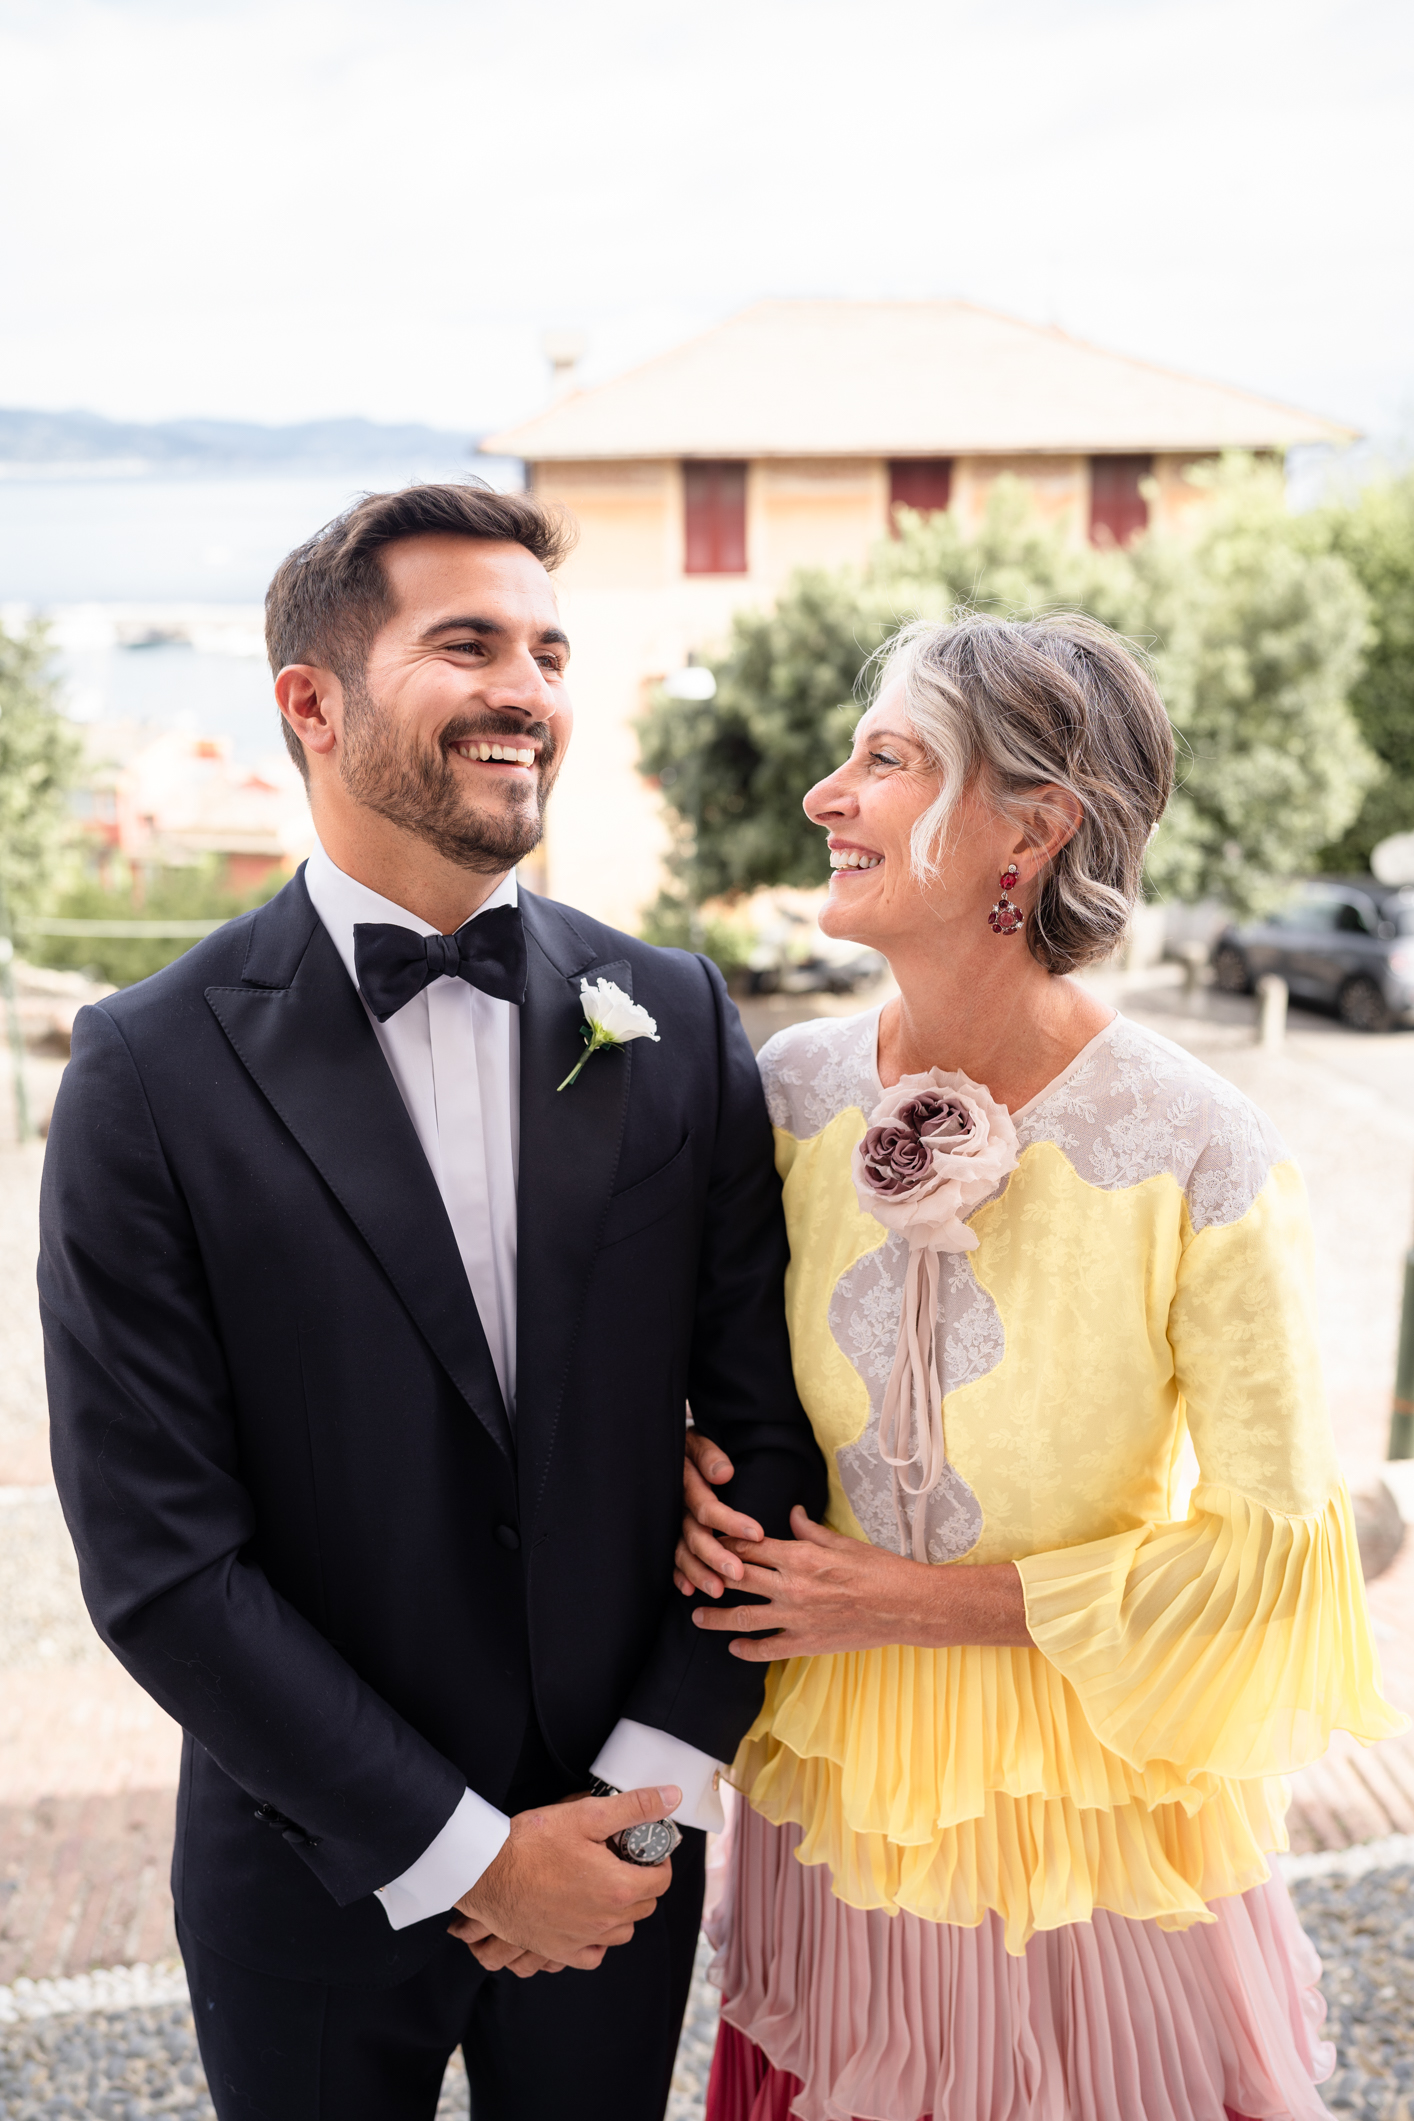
xmin=617 ymin=1818 xmax=681 ymax=1866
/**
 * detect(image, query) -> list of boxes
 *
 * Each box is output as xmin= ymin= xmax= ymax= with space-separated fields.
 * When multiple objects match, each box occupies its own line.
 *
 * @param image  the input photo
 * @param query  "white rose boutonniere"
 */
xmin=557 ymin=977 xmax=661 ymax=1092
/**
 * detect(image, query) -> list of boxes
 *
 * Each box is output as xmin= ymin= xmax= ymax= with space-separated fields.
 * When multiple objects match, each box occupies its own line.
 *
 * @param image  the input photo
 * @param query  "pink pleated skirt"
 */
xmin=705 ymin=1803 xmax=1334 ymax=2121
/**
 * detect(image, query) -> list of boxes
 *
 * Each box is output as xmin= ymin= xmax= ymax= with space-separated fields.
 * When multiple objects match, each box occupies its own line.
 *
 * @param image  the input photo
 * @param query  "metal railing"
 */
xmin=3 ymin=915 xmax=232 ymax=1142
xmin=16 ymin=917 xmax=229 ymax=939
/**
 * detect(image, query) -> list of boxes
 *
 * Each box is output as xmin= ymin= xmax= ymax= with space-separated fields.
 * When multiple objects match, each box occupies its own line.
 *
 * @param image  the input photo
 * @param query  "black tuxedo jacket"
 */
xmin=38 ymin=872 xmax=825 ymax=1983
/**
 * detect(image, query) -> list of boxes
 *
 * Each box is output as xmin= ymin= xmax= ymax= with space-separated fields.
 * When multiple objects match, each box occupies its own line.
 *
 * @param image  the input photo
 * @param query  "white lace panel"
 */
xmin=1015 ymin=1018 xmax=1288 ymax=1231
xmin=758 ymin=1008 xmax=1288 ymax=1563
xmin=758 ymin=1009 xmax=881 ymax=1139
xmin=831 ymin=1239 xmax=990 ymax=1562
xmin=758 ymin=1012 xmax=988 ymax=1561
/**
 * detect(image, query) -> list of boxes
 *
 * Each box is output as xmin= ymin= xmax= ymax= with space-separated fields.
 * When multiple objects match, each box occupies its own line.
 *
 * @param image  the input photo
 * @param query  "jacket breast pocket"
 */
xmin=598 ymin=1133 xmax=694 ymax=1251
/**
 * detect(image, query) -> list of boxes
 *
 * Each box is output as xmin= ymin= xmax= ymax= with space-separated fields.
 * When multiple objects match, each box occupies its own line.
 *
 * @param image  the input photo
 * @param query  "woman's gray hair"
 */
xmin=872 ymin=612 xmax=1175 ymax=975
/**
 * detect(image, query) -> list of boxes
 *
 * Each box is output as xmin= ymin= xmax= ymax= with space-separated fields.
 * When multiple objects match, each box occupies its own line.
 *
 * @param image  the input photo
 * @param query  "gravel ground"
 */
xmin=1287 ymin=1848 xmax=1414 ymax=2118
xmin=668 ymin=1933 xmax=721 ymax=2120
xmin=11 ymin=1874 xmax=1414 ymax=2121
xmin=0 ymin=2002 xmax=213 ymax=2118
xmin=0 ymin=1943 xmax=719 ymax=2119
xmin=0 ymin=2008 xmax=477 ymax=2120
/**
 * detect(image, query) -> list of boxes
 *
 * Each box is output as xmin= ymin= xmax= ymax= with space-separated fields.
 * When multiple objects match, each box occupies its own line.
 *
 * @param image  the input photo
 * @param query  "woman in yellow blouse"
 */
xmin=677 ymin=613 xmax=1400 ymax=2121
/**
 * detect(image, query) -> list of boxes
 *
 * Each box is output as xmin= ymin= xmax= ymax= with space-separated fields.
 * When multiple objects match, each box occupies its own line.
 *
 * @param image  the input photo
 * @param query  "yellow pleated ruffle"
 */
xmin=734 ymin=1646 xmax=1285 ymax=1954
xmin=734 ymin=1485 xmax=1403 ymax=1956
xmin=1018 ymin=1483 xmax=1404 ymax=1779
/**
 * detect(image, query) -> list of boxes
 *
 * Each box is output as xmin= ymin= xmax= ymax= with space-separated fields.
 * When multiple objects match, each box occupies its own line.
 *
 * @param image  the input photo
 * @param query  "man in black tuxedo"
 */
xmin=38 ymin=483 xmax=824 ymax=2119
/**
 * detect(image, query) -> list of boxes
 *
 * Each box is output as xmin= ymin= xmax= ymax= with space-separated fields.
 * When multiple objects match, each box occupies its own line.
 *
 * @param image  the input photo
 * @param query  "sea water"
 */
xmin=0 ymin=461 xmax=521 ymax=761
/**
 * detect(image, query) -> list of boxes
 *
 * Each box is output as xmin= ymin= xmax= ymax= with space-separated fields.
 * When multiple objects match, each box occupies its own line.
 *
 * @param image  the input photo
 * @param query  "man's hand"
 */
xmin=674 ymin=1431 xmax=765 ymax=1598
xmin=444 ymin=1909 xmax=566 ymax=1980
xmin=446 ymin=1784 xmax=680 ymax=1972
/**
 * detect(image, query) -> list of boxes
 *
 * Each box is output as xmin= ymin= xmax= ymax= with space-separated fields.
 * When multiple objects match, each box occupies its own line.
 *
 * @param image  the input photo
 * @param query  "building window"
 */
xmin=1089 ymin=455 xmax=1153 ymax=546
xmin=683 ymin=461 xmax=747 ymax=574
xmin=888 ymin=459 xmax=953 ymax=528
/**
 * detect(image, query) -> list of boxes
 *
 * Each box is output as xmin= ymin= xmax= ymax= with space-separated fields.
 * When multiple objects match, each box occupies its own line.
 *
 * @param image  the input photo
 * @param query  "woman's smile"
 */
xmin=827 ymin=838 xmax=884 ymax=872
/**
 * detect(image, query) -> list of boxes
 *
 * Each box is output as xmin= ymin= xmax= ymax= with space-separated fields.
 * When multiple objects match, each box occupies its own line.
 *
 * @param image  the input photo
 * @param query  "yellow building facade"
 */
xmin=484 ymin=302 xmax=1352 ymax=932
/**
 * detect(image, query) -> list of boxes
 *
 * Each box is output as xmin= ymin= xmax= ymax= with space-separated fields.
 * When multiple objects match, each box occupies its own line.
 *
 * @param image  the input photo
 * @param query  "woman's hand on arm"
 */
xmin=690 ymin=1505 xmax=1033 ymax=1659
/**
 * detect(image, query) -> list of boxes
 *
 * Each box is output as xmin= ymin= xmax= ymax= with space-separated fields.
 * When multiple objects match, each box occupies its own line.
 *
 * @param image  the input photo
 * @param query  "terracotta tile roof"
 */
xmin=482 ymin=300 xmax=1354 ymax=461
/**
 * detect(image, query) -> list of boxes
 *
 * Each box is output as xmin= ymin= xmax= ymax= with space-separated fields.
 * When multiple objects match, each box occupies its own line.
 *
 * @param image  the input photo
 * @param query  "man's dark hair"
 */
xmin=266 ymin=480 xmax=575 ymax=777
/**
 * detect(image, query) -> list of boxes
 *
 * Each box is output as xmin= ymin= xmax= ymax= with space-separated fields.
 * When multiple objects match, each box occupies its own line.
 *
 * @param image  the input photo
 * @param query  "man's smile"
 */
xmin=449 ymin=739 xmax=539 ymax=768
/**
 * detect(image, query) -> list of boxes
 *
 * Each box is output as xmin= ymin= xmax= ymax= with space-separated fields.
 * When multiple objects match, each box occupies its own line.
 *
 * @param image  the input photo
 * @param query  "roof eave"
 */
xmin=481 ymin=427 xmax=1358 ymax=462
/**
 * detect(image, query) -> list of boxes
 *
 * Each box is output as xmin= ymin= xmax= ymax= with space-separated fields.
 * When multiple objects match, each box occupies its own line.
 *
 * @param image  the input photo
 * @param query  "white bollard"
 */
xmin=1177 ymin=941 xmax=1208 ymax=1006
xmin=1257 ymin=973 xmax=1288 ymax=1051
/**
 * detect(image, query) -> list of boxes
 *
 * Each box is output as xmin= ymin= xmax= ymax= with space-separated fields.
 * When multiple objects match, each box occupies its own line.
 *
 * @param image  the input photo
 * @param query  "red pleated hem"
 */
xmin=706 ymin=2020 xmax=831 ymax=2121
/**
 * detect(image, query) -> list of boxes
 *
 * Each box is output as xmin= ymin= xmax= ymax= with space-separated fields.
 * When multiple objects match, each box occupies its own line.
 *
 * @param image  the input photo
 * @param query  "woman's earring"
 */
xmin=988 ymin=865 xmax=1024 ymax=936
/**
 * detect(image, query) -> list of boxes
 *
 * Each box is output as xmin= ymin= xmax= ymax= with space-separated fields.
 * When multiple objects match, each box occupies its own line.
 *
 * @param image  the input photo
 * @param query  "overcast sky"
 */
xmin=1 ymin=0 xmax=1410 ymax=440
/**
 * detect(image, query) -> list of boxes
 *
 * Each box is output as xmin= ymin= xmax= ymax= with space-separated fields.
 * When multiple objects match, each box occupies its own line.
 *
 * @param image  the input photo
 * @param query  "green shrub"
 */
xmin=0 ymin=618 xmax=84 ymax=929
xmin=28 ymin=859 xmax=286 ymax=987
xmin=1313 ymin=470 xmax=1414 ymax=871
xmin=639 ymin=459 xmax=1379 ymax=919
xmin=638 ymin=889 xmax=754 ymax=981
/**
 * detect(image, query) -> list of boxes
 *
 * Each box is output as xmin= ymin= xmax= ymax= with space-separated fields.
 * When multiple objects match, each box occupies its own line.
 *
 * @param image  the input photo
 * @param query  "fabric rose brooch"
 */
xmin=852 ymin=1072 xmax=1019 ymax=1560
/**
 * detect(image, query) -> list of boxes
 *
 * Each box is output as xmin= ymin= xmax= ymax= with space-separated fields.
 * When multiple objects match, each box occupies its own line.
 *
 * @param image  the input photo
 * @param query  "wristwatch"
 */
xmin=588 ymin=1778 xmax=683 ymax=1865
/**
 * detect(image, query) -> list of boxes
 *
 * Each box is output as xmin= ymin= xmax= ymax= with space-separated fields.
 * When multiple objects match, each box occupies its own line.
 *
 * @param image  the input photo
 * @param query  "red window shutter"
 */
xmin=1088 ymin=456 xmax=1152 ymax=546
xmin=683 ymin=462 xmax=748 ymax=574
xmin=888 ymin=459 xmax=953 ymax=528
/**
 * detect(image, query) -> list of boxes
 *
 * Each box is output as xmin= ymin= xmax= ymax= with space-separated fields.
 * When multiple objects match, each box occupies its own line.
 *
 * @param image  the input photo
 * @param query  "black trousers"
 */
xmin=179 ymin=1827 xmax=705 ymax=2120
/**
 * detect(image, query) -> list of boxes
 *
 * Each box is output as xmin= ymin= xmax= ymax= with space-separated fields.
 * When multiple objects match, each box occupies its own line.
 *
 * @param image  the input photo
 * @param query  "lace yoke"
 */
xmin=757 ymin=1009 xmax=1289 ymax=1563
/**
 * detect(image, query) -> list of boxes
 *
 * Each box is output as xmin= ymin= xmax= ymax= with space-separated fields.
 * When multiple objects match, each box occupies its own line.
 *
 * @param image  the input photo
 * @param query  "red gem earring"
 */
xmin=988 ymin=865 xmax=1024 ymax=936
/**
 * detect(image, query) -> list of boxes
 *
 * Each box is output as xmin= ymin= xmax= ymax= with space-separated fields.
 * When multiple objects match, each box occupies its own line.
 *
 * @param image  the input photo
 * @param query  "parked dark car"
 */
xmin=1212 ymin=879 xmax=1414 ymax=1031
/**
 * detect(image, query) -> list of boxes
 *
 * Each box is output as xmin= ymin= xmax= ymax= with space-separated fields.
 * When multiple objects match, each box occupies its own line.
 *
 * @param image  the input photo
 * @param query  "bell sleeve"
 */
xmin=1016 ymin=1157 xmax=1405 ymax=1781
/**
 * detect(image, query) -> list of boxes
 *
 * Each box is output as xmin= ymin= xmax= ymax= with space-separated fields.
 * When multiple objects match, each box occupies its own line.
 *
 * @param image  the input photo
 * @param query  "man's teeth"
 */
xmin=829 ymin=849 xmax=882 ymax=870
xmin=458 ymin=742 xmax=536 ymax=765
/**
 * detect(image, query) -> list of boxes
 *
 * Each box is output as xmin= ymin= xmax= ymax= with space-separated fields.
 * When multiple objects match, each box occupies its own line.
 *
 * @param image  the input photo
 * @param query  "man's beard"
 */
xmin=338 ymin=681 xmax=559 ymax=875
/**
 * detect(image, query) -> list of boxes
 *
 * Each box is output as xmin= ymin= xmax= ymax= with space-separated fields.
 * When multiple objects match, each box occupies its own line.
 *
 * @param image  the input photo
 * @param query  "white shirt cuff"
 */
xmin=591 ymin=1718 xmax=725 ymax=1834
xmin=375 ymin=1787 xmax=510 ymax=1931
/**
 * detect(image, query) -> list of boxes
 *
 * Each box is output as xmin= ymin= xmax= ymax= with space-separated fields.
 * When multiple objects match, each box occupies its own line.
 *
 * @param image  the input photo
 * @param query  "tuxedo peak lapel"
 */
xmin=206 ymin=900 xmax=513 ymax=1461
xmin=239 ymin=864 xmax=322 ymax=987
xmin=516 ymin=895 xmax=633 ymax=1525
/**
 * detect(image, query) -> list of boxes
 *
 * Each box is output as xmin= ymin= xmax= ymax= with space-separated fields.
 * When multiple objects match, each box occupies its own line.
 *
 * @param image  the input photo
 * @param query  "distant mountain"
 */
xmin=0 ymin=408 xmax=486 ymax=473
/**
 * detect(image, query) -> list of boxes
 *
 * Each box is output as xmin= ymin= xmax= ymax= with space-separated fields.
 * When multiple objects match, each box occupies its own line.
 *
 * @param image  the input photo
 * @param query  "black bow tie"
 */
xmin=352 ymin=903 xmax=528 ymax=1021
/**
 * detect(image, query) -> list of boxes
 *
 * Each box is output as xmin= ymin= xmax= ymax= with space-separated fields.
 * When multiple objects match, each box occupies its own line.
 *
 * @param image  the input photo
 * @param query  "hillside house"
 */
xmin=482 ymin=300 xmax=1353 ymax=931
xmin=75 ymin=726 xmax=313 ymax=893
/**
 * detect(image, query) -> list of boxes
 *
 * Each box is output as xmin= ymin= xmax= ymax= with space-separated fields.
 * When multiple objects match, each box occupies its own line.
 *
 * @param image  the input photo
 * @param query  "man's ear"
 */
xmin=275 ymin=665 xmax=341 ymax=766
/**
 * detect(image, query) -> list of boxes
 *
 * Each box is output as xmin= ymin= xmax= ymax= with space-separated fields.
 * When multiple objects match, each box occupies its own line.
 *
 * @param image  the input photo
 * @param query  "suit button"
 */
xmin=495 ymin=1524 xmax=521 ymax=1550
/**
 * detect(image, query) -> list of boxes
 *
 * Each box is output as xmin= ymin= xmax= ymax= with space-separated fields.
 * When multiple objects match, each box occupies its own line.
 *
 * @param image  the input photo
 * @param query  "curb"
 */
xmin=0 ymin=1957 xmax=188 ymax=2025
xmin=1279 ymin=1832 xmax=1414 ymax=1883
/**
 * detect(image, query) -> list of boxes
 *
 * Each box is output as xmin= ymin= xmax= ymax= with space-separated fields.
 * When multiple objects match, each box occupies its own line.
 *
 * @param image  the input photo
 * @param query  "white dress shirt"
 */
xmin=303 ymin=843 xmax=723 ymax=1933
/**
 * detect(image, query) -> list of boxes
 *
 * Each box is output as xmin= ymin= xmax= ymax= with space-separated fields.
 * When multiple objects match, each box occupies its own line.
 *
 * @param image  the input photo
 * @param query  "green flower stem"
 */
xmin=557 ymin=1024 xmax=620 ymax=1093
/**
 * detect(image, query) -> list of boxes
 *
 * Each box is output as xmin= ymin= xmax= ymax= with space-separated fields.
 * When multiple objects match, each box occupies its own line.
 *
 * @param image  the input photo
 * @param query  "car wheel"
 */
xmin=1212 ymin=944 xmax=1252 ymax=994
xmin=1338 ymin=975 xmax=1393 ymax=1033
